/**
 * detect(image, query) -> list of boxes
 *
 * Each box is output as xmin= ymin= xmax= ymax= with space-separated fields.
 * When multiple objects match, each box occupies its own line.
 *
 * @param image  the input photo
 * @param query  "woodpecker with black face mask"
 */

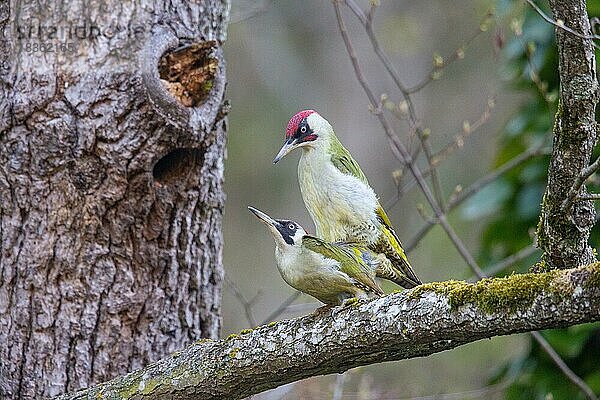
xmin=273 ymin=110 xmax=422 ymax=289
xmin=248 ymin=206 xmax=384 ymax=305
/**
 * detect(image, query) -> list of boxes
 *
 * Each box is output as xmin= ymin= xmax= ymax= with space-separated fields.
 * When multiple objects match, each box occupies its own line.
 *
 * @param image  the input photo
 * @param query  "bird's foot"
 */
xmin=341 ymin=297 xmax=360 ymax=308
xmin=312 ymin=304 xmax=334 ymax=316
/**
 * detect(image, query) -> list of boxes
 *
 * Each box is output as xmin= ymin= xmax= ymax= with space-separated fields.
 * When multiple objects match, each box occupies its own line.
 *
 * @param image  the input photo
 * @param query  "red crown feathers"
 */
xmin=286 ymin=110 xmax=316 ymax=138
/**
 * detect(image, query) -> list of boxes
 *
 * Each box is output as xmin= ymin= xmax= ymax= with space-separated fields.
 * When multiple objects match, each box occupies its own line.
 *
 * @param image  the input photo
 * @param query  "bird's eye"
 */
xmin=288 ymin=223 xmax=295 ymax=230
xmin=300 ymin=126 xmax=307 ymax=134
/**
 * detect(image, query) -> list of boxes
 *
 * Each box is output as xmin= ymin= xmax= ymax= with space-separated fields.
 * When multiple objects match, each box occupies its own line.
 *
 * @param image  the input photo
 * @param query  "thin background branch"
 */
xmin=224 ymin=273 xmax=260 ymax=327
xmin=525 ymin=0 xmax=600 ymax=49
xmin=562 ymin=155 xmax=600 ymax=211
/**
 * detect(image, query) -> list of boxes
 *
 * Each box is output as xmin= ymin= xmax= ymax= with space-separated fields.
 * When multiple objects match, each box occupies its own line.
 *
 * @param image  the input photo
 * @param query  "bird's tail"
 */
xmin=376 ymin=218 xmax=422 ymax=288
xmin=375 ymin=254 xmax=422 ymax=289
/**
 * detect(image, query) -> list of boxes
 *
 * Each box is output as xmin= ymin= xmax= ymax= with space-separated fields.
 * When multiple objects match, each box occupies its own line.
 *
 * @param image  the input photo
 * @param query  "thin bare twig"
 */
xmin=485 ymin=245 xmax=540 ymax=277
xmin=404 ymin=143 xmax=549 ymax=252
xmin=392 ymin=99 xmax=499 ymax=205
xmin=393 ymin=10 xmax=554 ymax=217
xmin=406 ymin=14 xmax=493 ymax=94
xmin=431 ymin=97 xmax=496 ymax=169
xmin=447 ymin=147 xmax=549 ymax=212
xmin=531 ymin=331 xmax=599 ymax=400
xmin=334 ymin=0 xmax=486 ymax=279
xmin=578 ymin=193 xmax=600 ymax=201
xmin=389 ymin=12 xmax=552 ymax=207
xmin=421 ymin=132 xmax=446 ymax=208
xmin=516 ymin=34 xmax=555 ymax=105
xmin=397 ymin=11 xmax=553 ymax=202
xmin=587 ymin=174 xmax=600 ymax=186
xmin=344 ymin=0 xmax=411 ymax=103
xmin=562 ymin=156 xmax=600 ymax=211
xmin=260 ymin=291 xmax=302 ymax=325
xmin=345 ymin=0 xmax=446 ymax=206
xmin=525 ymin=0 xmax=600 ymax=50
xmin=224 ymin=273 xmax=260 ymax=327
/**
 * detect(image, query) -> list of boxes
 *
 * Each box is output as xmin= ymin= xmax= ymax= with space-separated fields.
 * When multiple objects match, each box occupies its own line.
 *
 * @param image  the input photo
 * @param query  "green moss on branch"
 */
xmin=584 ymin=262 xmax=600 ymax=288
xmin=410 ymin=268 xmax=573 ymax=313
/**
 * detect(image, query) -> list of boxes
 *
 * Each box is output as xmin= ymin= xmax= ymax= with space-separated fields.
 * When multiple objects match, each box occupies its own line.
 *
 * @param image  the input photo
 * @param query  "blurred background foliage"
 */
xmin=223 ymin=0 xmax=599 ymax=398
xmin=486 ymin=1 xmax=600 ymax=399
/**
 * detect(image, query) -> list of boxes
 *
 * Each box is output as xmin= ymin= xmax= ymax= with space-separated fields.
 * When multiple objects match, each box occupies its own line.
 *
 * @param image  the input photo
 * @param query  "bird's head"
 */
xmin=248 ymin=206 xmax=307 ymax=249
xmin=273 ymin=110 xmax=333 ymax=164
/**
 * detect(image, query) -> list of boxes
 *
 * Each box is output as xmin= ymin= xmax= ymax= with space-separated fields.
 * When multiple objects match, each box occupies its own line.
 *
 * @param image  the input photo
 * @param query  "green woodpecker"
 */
xmin=273 ymin=110 xmax=422 ymax=288
xmin=248 ymin=206 xmax=384 ymax=305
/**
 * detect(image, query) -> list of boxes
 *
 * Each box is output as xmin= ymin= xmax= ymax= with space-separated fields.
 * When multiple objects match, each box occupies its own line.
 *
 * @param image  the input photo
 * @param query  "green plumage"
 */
xmin=329 ymin=139 xmax=369 ymax=184
xmin=248 ymin=206 xmax=384 ymax=306
xmin=328 ymin=139 xmax=422 ymax=288
xmin=302 ymin=236 xmax=384 ymax=296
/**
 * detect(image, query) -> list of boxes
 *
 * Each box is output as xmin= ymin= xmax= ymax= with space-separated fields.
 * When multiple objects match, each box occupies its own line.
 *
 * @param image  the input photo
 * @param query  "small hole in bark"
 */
xmin=153 ymin=148 xmax=203 ymax=184
xmin=158 ymin=41 xmax=219 ymax=107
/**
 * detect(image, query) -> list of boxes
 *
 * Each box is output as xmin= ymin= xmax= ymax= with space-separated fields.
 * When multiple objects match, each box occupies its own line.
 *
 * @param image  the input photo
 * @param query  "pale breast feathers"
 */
xmin=299 ymin=153 xmax=378 ymax=241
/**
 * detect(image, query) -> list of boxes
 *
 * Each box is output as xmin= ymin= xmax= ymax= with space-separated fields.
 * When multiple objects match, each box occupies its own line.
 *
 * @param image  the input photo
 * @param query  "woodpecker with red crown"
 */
xmin=273 ymin=110 xmax=421 ymax=288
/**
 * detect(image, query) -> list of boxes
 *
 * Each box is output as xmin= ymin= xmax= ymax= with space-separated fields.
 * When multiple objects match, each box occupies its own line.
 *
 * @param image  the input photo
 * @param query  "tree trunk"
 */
xmin=0 ymin=1 xmax=229 ymax=398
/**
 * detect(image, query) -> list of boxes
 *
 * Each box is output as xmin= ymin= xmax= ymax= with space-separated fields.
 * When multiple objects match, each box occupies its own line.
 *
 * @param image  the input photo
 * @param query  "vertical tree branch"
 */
xmin=536 ymin=0 xmax=599 ymax=270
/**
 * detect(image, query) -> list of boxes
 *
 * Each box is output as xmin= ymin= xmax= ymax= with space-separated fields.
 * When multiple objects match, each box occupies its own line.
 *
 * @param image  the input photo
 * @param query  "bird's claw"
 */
xmin=341 ymin=297 xmax=360 ymax=307
xmin=312 ymin=304 xmax=334 ymax=316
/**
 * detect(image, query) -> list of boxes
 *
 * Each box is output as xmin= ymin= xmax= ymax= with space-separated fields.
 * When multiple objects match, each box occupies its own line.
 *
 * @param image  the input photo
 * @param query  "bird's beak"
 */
xmin=273 ymin=137 xmax=298 ymax=164
xmin=248 ymin=206 xmax=278 ymax=230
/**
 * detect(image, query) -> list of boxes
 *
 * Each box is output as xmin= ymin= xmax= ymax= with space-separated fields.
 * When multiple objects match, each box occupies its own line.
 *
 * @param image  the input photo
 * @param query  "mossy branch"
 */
xmin=56 ymin=263 xmax=600 ymax=400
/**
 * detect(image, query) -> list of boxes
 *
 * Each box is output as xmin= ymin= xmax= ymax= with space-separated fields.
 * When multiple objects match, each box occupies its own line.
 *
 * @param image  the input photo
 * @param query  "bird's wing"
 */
xmin=302 ymin=236 xmax=384 ymax=295
xmin=329 ymin=140 xmax=369 ymax=184
xmin=330 ymin=139 xmax=408 ymax=265
xmin=335 ymin=241 xmax=382 ymax=268
xmin=375 ymin=206 xmax=422 ymax=286
xmin=329 ymin=136 xmax=421 ymax=286
xmin=375 ymin=206 xmax=409 ymax=263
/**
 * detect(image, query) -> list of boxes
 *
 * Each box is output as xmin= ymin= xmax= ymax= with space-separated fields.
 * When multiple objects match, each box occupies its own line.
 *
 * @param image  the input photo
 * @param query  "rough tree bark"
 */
xmin=56 ymin=263 xmax=600 ymax=400
xmin=537 ymin=0 xmax=598 ymax=269
xmin=0 ymin=1 xmax=229 ymax=398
